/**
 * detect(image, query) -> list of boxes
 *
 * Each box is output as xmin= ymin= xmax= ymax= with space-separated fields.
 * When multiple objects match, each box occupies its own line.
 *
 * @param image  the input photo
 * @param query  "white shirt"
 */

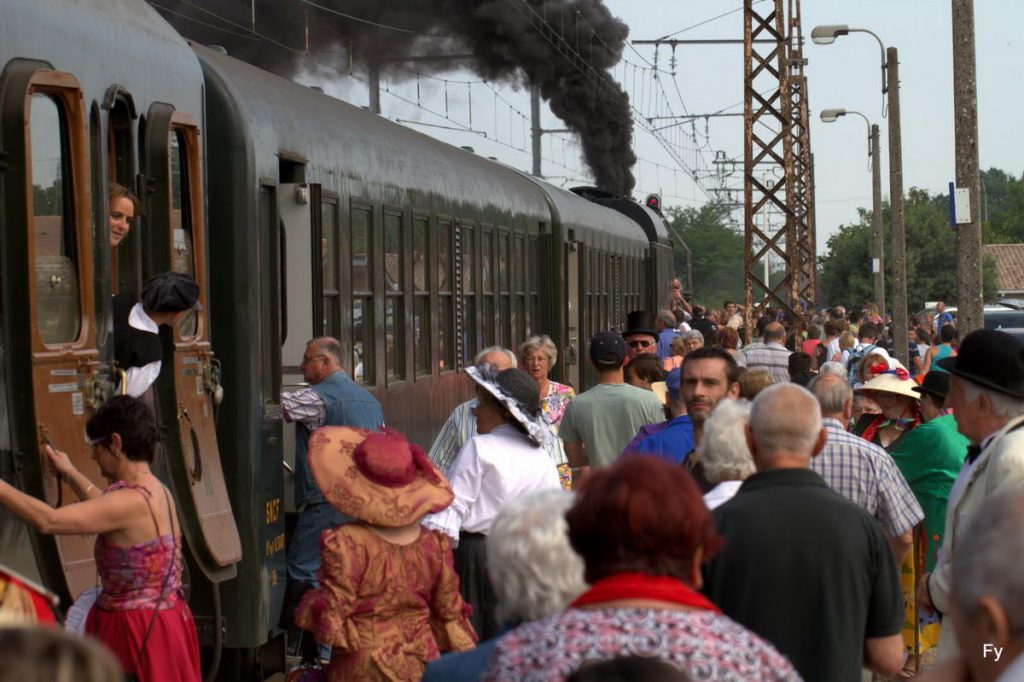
xmin=996 ymin=652 xmax=1024 ymax=681
xmin=704 ymin=480 xmax=744 ymax=510
xmin=422 ymin=423 xmax=561 ymax=545
xmin=124 ymin=303 xmax=162 ymax=398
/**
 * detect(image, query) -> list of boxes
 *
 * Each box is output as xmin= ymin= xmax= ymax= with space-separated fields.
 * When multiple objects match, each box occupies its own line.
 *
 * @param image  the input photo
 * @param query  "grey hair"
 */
xmin=953 ymin=488 xmax=1024 ymax=634
xmin=657 ymin=309 xmax=676 ymax=327
xmin=818 ymin=361 xmax=847 ymax=378
xmin=749 ymin=383 xmax=822 ymax=456
xmin=519 ymin=335 xmax=558 ymax=369
xmin=698 ymin=399 xmax=754 ymax=484
xmin=475 ymin=346 xmax=518 ymax=369
xmin=807 ymin=373 xmax=853 ymax=417
xmin=683 ymin=329 xmax=704 ymax=344
xmin=486 ymin=490 xmax=585 ymax=624
xmin=308 ymin=337 xmax=343 ymax=365
xmin=960 ymin=380 xmax=1024 ymax=420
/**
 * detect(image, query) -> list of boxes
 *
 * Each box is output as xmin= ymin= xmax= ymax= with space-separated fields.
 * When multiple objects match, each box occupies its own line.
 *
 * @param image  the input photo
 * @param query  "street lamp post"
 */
xmin=820 ymin=109 xmax=885 ymax=317
xmin=812 ymin=25 xmax=909 ymax=367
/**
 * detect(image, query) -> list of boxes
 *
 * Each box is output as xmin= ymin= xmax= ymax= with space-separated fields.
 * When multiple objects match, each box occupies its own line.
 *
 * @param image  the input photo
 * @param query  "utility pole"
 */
xmin=743 ymin=0 xmax=801 ymax=341
xmin=886 ymin=46 xmax=909 ymax=367
xmin=531 ymin=85 xmax=542 ymax=177
xmin=787 ymin=0 xmax=817 ymax=312
xmin=367 ymin=55 xmax=381 ymax=114
xmin=870 ymin=123 xmax=886 ymax=316
xmin=952 ymin=0 xmax=984 ymax=333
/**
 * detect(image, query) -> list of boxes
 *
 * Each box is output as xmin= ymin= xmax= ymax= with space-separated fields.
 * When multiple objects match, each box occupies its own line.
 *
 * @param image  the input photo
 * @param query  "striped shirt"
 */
xmin=812 ymin=418 xmax=924 ymax=537
xmin=427 ymin=399 xmax=478 ymax=474
xmin=738 ymin=341 xmax=792 ymax=384
xmin=427 ymin=397 xmax=568 ymax=475
xmin=281 ymin=387 xmax=327 ymax=428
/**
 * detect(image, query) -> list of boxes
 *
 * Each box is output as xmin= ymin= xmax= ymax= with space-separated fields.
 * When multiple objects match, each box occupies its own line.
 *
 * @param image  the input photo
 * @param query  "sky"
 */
xmin=308 ymin=1 xmax=1024 ymax=256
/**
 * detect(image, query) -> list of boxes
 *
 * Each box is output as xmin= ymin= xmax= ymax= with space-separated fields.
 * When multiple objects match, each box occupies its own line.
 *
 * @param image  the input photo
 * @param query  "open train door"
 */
xmin=0 ymin=65 xmax=105 ymax=599
xmin=141 ymin=104 xmax=240 ymax=580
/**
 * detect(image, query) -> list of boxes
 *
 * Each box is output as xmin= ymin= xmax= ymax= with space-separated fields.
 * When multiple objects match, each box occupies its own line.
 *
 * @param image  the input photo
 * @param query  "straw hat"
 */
xmin=855 ymin=368 xmax=921 ymax=401
xmin=307 ymin=427 xmax=453 ymax=527
xmin=466 ymin=366 xmax=549 ymax=447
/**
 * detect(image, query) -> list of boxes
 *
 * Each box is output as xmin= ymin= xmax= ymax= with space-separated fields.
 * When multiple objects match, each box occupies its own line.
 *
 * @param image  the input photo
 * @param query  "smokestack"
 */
xmin=152 ymin=0 xmax=637 ymax=195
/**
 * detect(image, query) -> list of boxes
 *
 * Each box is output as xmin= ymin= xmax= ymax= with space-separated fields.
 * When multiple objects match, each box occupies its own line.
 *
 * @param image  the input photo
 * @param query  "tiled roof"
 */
xmin=985 ymin=243 xmax=1024 ymax=294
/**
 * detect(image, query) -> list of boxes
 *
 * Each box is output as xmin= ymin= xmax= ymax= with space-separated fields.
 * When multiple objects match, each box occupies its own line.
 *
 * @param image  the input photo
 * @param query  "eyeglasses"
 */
xmin=628 ymin=339 xmax=653 ymax=349
xmin=300 ymin=354 xmax=327 ymax=365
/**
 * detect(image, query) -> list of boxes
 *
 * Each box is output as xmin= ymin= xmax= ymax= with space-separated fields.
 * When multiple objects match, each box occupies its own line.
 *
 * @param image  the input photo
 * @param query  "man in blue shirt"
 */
xmin=655 ymin=309 xmax=680 ymax=361
xmin=629 ymin=368 xmax=693 ymax=464
xmin=934 ymin=300 xmax=955 ymax=333
xmin=282 ymin=337 xmax=384 ymax=586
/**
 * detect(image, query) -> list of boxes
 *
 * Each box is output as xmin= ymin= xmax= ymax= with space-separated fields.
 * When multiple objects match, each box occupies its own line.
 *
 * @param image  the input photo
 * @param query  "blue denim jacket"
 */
xmin=293 ymin=371 xmax=384 ymax=507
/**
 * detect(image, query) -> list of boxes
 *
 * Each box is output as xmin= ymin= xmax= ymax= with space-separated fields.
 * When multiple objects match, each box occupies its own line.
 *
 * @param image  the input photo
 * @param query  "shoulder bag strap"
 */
xmin=132 ymin=486 xmax=178 ymax=675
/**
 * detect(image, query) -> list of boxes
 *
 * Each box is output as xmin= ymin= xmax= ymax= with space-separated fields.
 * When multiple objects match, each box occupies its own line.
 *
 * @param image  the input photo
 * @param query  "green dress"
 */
xmin=888 ymin=413 xmax=967 ymax=656
xmin=889 ymin=414 xmax=968 ymax=571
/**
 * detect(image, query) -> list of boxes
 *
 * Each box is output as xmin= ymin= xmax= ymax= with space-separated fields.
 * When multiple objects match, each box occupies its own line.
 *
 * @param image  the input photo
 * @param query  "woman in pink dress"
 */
xmin=520 ymin=335 xmax=576 ymax=489
xmin=0 ymin=396 xmax=200 ymax=681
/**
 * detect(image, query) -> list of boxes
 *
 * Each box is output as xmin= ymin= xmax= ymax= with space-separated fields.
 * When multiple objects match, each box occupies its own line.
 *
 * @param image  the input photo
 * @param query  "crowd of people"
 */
xmin=3 ymin=284 xmax=1024 ymax=682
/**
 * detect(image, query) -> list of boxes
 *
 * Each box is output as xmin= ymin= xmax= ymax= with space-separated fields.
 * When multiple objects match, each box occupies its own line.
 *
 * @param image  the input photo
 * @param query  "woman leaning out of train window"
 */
xmin=520 ymin=335 xmax=576 ymax=490
xmin=0 ymin=395 xmax=200 ymax=682
xmin=293 ymin=426 xmax=476 ymax=680
xmin=108 ymin=183 xmax=140 ymax=249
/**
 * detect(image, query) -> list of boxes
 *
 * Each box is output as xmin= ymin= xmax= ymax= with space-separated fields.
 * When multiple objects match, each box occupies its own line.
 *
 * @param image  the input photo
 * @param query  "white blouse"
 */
xmin=423 ymin=423 xmax=561 ymax=545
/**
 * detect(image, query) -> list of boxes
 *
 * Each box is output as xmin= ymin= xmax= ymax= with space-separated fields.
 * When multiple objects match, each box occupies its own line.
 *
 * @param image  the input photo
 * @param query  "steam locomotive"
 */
xmin=0 ymin=0 xmax=673 ymax=677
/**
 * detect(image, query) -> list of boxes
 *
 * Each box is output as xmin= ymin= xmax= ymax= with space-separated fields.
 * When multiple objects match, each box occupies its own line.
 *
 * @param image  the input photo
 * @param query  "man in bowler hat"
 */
xmin=916 ymin=329 xmax=1024 ymax=660
xmin=112 ymin=271 xmax=203 ymax=397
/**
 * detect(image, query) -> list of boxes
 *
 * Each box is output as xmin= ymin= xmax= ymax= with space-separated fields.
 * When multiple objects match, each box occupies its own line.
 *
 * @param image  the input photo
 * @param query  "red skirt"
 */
xmin=86 ymin=599 xmax=201 ymax=682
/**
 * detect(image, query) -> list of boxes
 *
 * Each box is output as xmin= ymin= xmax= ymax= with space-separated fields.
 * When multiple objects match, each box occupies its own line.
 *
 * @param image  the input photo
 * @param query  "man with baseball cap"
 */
xmin=559 ymin=331 xmax=664 ymax=478
xmin=916 ymin=330 xmax=1024 ymax=659
xmin=112 ymin=271 xmax=202 ymax=397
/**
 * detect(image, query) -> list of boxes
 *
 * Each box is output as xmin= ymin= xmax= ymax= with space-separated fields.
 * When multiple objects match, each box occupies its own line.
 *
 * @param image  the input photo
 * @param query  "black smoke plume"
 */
xmin=152 ymin=0 xmax=636 ymax=195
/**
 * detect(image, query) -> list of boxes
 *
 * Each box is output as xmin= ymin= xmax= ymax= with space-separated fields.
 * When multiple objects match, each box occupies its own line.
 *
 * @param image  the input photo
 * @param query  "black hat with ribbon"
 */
xmin=937 ymin=329 xmax=1024 ymax=398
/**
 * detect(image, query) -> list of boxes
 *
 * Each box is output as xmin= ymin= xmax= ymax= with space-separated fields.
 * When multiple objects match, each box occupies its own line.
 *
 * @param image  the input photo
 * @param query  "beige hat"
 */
xmin=855 ymin=370 xmax=920 ymax=401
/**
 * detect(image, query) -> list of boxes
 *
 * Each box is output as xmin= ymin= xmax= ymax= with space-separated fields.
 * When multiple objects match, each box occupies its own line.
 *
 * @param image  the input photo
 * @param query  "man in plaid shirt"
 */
xmin=807 ymin=372 xmax=924 ymax=562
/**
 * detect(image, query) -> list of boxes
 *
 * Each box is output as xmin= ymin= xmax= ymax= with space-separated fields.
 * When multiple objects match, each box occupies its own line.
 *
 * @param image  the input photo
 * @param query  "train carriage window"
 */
xmin=169 ymin=128 xmax=199 ymax=338
xmin=498 ymin=232 xmax=510 ymax=347
xmin=438 ymin=220 xmax=455 ymax=372
xmin=322 ymin=196 xmax=340 ymax=337
xmin=481 ymin=230 xmax=494 ymax=346
xmin=384 ymin=211 xmax=405 ymax=383
xmin=513 ymin=235 xmax=526 ymax=344
xmin=528 ymin=237 xmax=539 ymax=335
xmin=460 ymin=225 xmax=477 ymax=365
xmin=412 ymin=216 xmax=431 ymax=377
xmin=351 ymin=204 xmax=375 ymax=385
xmin=30 ymin=93 xmax=81 ymax=346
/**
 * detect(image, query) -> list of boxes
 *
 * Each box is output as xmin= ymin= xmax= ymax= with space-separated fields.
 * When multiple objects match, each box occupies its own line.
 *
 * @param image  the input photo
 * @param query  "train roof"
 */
xmin=518 ymin=177 xmax=650 ymax=247
xmin=192 ymin=43 xmax=551 ymax=219
xmin=1 ymin=0 xmax=202 ymax=111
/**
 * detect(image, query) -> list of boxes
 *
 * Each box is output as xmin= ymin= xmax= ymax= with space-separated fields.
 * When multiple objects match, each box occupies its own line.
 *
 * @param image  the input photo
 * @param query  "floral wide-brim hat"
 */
xmin=466 ymin=365 xmax=550 ymax=447
xmin=308 ymin=427 xmax=454 ymax=527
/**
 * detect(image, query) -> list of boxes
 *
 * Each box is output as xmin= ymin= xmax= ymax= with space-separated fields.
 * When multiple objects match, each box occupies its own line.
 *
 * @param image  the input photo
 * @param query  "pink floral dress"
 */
xmin=541 ymin=382 xmax=576 ymax=490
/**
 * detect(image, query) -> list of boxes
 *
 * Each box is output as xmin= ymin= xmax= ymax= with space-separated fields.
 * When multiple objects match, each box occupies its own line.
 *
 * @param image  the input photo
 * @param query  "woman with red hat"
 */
xmin=294 ymin=427 xmax=476 ymax=680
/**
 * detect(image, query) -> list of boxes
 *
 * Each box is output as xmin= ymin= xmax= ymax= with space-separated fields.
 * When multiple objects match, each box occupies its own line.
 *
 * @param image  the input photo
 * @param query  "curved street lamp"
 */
xmin=820 ymin=108 xmax=885 ymax=315
xmin=812 ymin=24 xmax=909 ymax=368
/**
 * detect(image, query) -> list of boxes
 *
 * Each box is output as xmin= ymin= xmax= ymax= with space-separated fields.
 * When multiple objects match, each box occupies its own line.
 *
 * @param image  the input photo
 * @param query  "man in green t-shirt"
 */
xmin=560 ymin=331 xmax=665 ymax=475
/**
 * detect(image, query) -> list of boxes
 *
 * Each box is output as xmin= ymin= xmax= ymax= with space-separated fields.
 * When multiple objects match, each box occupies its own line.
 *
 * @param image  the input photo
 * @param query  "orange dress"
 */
xmin=296 ymin=523 xmax=476 ymax=681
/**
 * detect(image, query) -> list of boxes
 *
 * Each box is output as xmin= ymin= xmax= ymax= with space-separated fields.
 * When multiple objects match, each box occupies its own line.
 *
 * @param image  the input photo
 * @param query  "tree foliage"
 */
xmin=819 ymin=182 xmax=1000 ymax=311
xmin=666 ymin=203 xmax=745 ymax=307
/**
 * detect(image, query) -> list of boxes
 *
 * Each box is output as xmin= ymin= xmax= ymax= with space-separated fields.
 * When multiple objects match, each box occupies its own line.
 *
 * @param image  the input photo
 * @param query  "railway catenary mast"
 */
xmin=787 ymin=0 xmax=817 ymax=310
xmin=742 ymin=0 xmax=816 ymax=338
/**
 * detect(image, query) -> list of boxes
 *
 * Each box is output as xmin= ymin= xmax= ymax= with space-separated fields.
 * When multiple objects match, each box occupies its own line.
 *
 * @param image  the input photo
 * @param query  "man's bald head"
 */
xmin=748 ymin=384 xmax=825 ymax=465
xmin=763 ymin=322 xmax=786 ymax=343
xmin=807 ymin=372 xmax=853 ymax=420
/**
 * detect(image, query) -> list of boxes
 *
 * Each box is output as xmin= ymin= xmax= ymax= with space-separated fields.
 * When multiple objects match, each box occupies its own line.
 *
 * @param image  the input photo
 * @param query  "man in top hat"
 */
xmin=623 ymin=310 xmax=659 ymax=361
xmin=917 ymin=330 xmax=1024 ymax=659
xmin=112 ymin=271 xmax=202 ymax=397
